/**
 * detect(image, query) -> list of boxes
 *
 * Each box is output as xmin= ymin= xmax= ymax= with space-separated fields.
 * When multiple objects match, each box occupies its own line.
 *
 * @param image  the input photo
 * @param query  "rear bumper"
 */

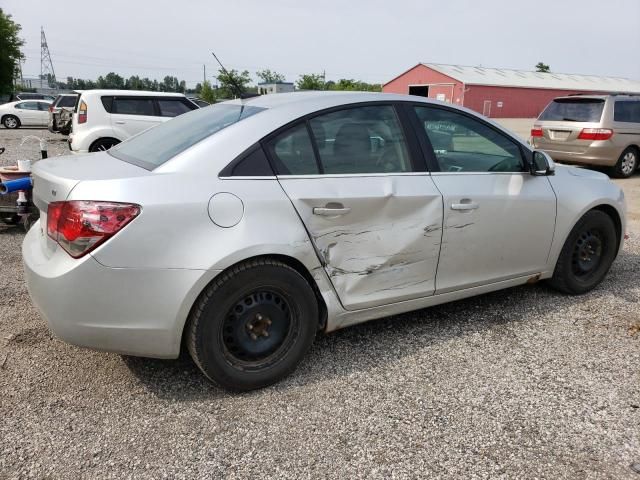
xmin=532 ymin=140 xmax=623 ymax=167
xmin=22 ymin=222 xmax=218 ymax=358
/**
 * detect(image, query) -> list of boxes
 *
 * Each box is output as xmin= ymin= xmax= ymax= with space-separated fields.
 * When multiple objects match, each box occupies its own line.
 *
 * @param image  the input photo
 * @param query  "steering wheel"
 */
xmin=488 ymin=158 xmax=516 ymax=172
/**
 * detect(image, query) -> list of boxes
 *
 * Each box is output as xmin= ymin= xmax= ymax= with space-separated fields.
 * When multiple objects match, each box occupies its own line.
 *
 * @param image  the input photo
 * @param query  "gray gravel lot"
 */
xmin=1 ymin=128 xmax=639 ymax=479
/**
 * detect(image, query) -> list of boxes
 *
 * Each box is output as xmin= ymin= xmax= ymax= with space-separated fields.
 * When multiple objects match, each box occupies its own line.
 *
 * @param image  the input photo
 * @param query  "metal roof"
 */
xmin=422 ymin=63 xmax=640 ymax=93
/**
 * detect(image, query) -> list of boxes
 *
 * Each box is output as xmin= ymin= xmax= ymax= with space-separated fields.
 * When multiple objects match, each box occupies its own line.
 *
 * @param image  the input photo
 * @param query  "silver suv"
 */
xmin=531 ymin=94 xmax=640 ymax=178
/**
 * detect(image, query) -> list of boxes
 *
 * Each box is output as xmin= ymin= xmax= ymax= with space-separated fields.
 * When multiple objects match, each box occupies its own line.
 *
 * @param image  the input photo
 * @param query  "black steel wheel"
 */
xmin=548 ymin=210 xmax=618 ymax=294
xmin=187 ymin=258 xmax=318 ymax=391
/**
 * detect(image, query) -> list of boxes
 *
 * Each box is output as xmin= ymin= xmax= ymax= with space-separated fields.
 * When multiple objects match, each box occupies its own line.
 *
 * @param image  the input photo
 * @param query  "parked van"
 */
xmin=531 ymin=94 xmax=640 ymax=178
xmin=68 ymin=90 xmax=198 ymax=152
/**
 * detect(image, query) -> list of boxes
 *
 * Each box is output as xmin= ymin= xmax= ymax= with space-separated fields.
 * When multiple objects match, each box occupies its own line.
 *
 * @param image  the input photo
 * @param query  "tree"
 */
xmin=296 ymin=73 xmax=324 ymax=90
xmin=256 ymin=69 xmax=285 ymax=84
xmin=535 ymin=62 xmax=550 ymax=73
xmin=200 ymin=80 xmax=216 ymax=103
xmin=0 ymin=9 xmax=25 ymax=94
xmin=216 ymin=68 xmax=251 ymax=98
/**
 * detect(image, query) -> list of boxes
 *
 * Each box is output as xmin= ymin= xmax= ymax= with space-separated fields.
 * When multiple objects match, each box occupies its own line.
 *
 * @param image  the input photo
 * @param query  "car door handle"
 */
xmin=115 ymin=121 xmax=126 ymax=125
xmin=313 ymin=206 xmax=351 ymax=216
xmin=451 ymin=201 xmax=479 ymax=211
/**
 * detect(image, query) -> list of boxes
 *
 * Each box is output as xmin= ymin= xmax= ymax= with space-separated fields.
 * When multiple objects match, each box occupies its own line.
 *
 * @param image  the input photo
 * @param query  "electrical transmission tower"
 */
xmin=40 ymin=26 xmax=56 ymax=88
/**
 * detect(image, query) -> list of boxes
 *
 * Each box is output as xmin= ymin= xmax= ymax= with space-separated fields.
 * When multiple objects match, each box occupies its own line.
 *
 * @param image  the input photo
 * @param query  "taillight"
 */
xmin=47 ymin=201 xmax=140 ymax=258
xmin=531 ymin=127 xmax=543 ymax=137
xmin=48 ymin=104 xmax=54 ymax=113
xmin=577 ymin=128 xmax=613 ymax=141
xmin=78 ymin=100 xmax=87 ymax=124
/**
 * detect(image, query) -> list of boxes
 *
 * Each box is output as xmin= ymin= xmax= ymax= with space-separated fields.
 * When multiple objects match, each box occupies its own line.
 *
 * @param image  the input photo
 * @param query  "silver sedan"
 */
xmin=23 ymin=92 xmax=627 ymax=390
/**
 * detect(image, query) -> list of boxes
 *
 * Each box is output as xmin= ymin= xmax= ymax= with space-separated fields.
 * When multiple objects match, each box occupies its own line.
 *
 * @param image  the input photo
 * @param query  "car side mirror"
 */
xmin=530 ymin=150 xmax=556 ymax=176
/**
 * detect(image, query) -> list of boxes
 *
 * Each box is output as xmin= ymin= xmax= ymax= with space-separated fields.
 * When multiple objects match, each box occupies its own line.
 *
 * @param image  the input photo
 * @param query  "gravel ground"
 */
xmin=1 ymin=128 xmax=639 ymax=479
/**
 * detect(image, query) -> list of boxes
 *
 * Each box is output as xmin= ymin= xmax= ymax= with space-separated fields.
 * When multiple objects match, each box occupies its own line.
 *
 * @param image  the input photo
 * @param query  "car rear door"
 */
xmin=410 ymin=104 xmax=556 ymax=293
xmin=110 ymin=96 xmax=162 ymax=138
xmin=36 ymin=101 xmax=50 ymax=126
xmin=266 ymin=103 xmax=444 ymax=311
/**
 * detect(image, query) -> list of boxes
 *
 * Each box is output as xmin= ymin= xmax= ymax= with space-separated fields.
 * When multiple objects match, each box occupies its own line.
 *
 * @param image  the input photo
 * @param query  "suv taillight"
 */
xmin=531 ymin=127 xmax=543 ymax=137
xmin=47 ymin=201 xmax=140 ymax=258
xmin=48 ymin=104 xmax=54 ymax=113
xmin=577 ymin=128 xmax=613 ymax=141
xmin=78 ymin=100 xmax=88 ymax=124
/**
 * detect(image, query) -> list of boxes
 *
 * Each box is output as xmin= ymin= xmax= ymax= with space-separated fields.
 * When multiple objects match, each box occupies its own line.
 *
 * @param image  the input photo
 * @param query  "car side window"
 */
xmin=157 ymin=99 xmax=194 ymax=117
xmin=265 ymin=123 xmax=319 ymax=175
xmin=37 ymin=102 xmax=49 ymax=111
xmin=413 ymin=106 xmax=524 ymax=173
xmin=112 ymin=98 xmax=155 ymax=116
xmin=614 ymin=101 xmax=640 ymax=123
xmin=16 ymin=102 xmax=39 ymax=110
xmin=309 ymin=105 xmax=411 ymax=174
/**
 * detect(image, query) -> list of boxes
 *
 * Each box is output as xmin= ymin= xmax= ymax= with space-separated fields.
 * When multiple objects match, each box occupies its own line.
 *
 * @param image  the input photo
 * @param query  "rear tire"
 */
xmin=89 ymin=138 xmax=120 ymax=152
xmin=187 ymin=258 xmax=318 ymax=391
xmin=3 ymin=115 xmax=20 ymax=129
xmin=548 ymin=210 xmax=618 ymax=294
xmin=612 ymin=147 xmax=638 ymax=178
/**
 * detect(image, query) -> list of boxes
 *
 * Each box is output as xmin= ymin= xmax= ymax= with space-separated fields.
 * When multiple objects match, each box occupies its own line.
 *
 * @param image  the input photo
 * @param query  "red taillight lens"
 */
xmin=577 ymin=128 xmax=613 ymax=141
xmin=531 ymin=127 xmax=543 ymax=138
xmin=78 ymin=100 xmax=87 ymax=124
xmin=47 ymin=201 xmax=140 ymax=258
xmin=48 ymin=105 xmax=54 ymax=113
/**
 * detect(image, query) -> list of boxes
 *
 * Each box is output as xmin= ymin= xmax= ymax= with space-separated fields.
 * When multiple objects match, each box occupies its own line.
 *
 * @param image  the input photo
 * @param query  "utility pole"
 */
xmin=203 ymin=64 xmax=206 ymax=84
xmin=40 ymin=26 xmax=56 ymax=88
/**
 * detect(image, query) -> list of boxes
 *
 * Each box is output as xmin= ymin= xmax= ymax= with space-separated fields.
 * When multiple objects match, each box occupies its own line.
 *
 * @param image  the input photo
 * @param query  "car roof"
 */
xmin=222 ymin=91 xmax=452 ymax=116
xmin=78 ymin=90 xmax=187 ymax=97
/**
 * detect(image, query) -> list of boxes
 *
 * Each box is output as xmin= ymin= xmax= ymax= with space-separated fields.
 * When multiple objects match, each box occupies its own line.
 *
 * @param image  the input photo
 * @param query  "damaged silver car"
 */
xmin=23 ymin=92 xmax=627 ymax=390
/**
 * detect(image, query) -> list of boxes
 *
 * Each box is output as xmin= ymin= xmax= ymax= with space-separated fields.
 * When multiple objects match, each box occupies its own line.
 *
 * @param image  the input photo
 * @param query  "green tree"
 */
xmin=256 ymin=69 xmax=285 ymax=84
xmin=296 ymin=73 xmax=324 ymax=90
xmin=535 ymin=62 xmax=551 ymax=73
xmin=0 ymin=9 xmax=24 ymax=95
xmin=216 ymin=69 xmax=251 ymax=98
xmin=199 ymin=80 xmax=216 ymax=103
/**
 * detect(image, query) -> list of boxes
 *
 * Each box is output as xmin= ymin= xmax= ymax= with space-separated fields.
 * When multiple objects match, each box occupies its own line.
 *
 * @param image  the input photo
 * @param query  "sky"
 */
xmin=4 ymin=0 xmax=640 ymax=88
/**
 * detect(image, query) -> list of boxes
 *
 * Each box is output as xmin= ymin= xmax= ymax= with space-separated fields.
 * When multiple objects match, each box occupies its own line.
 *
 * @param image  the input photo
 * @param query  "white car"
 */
xmin=68 ymin=90 xmax=198 ymax=153
xmin=23 ymin=92 xmax=627 ymax=391
xmin=0 ymin=100 xmax=52 ymax=129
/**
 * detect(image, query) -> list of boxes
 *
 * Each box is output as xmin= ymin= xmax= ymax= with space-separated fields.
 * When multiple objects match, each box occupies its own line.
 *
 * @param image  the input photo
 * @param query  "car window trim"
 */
xmin=260 ymin=101 xmax=425 ymax=176
xmin=406 ymin=101 xmax=531 ymax=174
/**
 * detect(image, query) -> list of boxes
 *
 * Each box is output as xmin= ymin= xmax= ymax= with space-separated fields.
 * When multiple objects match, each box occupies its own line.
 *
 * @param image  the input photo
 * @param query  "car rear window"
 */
xmin=58 ymin=96 xmax=77 ymax=108
xmin=614 ymin=101 xmax=640 ymax=123
xmin=109 ymin=103 xmax=265 ymax=169
xmin=538 ymin=98 xmax=605 ymax=122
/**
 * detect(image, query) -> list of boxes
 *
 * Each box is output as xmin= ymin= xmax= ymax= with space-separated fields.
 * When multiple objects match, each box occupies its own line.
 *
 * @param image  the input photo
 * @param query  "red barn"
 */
xmin=383 ymin=63 xmax=640 ymax=118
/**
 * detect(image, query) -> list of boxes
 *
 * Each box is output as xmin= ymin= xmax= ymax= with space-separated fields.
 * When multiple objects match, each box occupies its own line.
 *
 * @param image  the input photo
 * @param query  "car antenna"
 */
xmin=210 ymin=51 xmax=259 ymax=100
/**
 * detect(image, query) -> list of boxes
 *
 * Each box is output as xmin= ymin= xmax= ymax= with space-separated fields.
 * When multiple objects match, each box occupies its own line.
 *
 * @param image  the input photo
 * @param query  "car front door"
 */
xmin=15 ymin=101 xmax=40 ymax=125
xmin=410 ymin=104 xmax=556 ymax=293
xmin=110 ymin=97 xmax=162 ymax=138
xmin=266 ymin=104 xmax=443 ymax=311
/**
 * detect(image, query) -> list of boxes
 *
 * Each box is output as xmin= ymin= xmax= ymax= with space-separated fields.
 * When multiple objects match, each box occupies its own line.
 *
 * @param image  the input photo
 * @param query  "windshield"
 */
xmin=538 ymin=98 xmax=605 ymax=122
xmin=109 ymin=103 xmax=265 ymax=169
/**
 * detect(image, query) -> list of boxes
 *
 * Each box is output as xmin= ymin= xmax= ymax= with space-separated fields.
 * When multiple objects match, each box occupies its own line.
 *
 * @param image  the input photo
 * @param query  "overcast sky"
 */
xmin=5 ymin=0 xmax=640 ymax=88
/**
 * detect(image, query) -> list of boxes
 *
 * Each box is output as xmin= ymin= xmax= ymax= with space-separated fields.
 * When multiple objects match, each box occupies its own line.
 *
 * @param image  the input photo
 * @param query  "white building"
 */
xmin=257 ymin=82 xmax=295 ymax=95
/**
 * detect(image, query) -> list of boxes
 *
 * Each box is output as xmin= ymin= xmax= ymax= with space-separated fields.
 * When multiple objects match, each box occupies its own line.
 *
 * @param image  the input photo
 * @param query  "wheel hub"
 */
xmin=622 ymin=152 xmax=636 ymax=174
xmin=246 ymin=313 xmax=272 ymax=340
xmin=222 ymin=290 xmax=291 ymax=363
xmin=572 ymin=230 xmax=603 ymax=276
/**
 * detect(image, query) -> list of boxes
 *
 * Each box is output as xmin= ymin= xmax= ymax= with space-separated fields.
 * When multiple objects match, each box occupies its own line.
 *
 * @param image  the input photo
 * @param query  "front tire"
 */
xmin=3 ymin=115 xmax=20 ymax=129
xmin=612 ymin=147 xmax=638 ymax=178
xmin=187 ymin=258 xmax=318 ymax=391
xmin=548 ymin=210 xmax=618 ymax=294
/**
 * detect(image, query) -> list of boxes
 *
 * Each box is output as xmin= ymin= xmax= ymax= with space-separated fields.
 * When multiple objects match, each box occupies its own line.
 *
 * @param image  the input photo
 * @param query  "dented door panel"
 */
xmin=432 ymin=173 xmax=556 ymax=293
xmin=277 ymin=175 xmax=443 ymax=310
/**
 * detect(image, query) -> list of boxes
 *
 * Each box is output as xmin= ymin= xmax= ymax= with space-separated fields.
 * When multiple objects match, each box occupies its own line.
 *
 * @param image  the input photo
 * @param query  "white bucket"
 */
xmin=17 ymin=159 xmax=31 ymax=172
